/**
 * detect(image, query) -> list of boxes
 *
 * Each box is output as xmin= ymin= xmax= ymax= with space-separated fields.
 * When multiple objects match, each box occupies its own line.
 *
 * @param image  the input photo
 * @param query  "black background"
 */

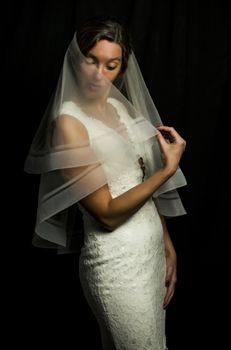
xmin=4 ymin=1 xmax=231 ymax=349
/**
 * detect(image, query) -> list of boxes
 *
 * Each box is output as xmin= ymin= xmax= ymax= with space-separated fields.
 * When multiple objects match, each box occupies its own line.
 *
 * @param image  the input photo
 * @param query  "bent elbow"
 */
xmin=99 ymin=217 xmax=119 ymax=232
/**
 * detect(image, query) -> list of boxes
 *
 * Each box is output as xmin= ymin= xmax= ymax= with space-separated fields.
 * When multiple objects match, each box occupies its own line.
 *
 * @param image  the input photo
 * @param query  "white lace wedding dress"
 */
xmin=60 ymin=99 xmax=167 ymax=350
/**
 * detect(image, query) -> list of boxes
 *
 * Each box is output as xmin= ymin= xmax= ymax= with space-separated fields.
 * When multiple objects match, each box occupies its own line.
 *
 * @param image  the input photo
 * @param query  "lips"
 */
xmin=88 ymin=83 xmax=102 ymax=91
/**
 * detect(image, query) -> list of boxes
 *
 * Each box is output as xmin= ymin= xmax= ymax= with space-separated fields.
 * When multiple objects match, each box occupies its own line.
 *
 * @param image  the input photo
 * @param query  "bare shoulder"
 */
xmin=55 ymin=114 xmax=89 ymax=139
xmin=53 ymin=114 xmax=89 ymax=145
xmin=56 ymin=114 xmax=87 ymax=133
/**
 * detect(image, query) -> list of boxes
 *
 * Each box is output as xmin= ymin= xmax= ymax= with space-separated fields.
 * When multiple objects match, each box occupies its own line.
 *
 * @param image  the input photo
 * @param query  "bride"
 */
xmin=25 ymin=15 xmax=187 ymax=350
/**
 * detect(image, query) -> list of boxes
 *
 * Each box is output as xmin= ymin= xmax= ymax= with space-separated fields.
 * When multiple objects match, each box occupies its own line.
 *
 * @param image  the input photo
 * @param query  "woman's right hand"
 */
xmin=156 ymin=126 xmax=186 ymax=175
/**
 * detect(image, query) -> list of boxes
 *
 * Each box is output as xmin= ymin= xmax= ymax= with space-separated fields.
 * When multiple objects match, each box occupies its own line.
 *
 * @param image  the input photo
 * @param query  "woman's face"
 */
xmin=79 ymin=39 xmax=122 ymax=99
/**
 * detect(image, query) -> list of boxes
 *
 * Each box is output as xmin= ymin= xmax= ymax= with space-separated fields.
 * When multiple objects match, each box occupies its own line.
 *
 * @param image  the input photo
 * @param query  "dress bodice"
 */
xmin=59 ymin=98 xmax=145 ymax=198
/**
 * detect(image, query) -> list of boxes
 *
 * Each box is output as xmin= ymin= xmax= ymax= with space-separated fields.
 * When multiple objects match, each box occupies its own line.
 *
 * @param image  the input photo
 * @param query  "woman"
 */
xmin=25 ymin=15 xmax=187 ymax=350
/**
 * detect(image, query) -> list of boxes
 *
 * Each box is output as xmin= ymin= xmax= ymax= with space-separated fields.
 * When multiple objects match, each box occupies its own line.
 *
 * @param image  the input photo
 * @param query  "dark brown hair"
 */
xmin=76 ymin=15 xmax=132 ymax=74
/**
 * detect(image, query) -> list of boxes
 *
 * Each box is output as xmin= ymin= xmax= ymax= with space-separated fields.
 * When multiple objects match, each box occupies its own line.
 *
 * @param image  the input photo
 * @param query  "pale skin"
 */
xmin=55 ymin=39 xmax=186 ymax=308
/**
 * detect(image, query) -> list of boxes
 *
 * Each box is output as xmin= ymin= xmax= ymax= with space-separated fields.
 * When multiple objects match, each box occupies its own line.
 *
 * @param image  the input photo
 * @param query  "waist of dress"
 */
xmin=80 ymin=199 xmax=162 ymax=252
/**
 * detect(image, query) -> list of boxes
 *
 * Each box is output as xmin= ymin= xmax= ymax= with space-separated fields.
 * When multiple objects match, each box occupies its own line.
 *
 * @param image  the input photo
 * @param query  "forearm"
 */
xmin=159 ymin=214 xmax=176 ymax=258
xmin=82 ymin=167 xmax=173 ymax=230
xmin=160 ymin=214 xmax=177 ymax=307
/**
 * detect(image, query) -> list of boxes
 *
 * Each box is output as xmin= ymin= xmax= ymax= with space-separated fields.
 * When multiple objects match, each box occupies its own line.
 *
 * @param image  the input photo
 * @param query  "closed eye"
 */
xmin=85 ymin=57 xmax=97 ymax=65
xmin=106 ymin=65 xmax=117 ymax=71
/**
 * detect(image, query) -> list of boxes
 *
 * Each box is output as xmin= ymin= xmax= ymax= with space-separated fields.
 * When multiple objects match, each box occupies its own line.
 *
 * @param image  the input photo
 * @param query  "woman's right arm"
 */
xmin=55 ymin=117 xmax=186 ymax=231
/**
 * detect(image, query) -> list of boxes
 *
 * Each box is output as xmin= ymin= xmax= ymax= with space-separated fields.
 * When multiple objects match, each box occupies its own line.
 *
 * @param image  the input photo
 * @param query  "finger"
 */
xmin=157 ymin=126 xmax=175 ymax=137
xmin=157 ymin=126 xmax=183 ymax=142
xmin=163 ymin=282 xmax=175 ymax=307
xmin=157 ymin=127 xmax=179 ymax=144
xmin=157 ymin=126 xmax=175 ymax=133
xmin=163 ymin=287 xmax=171 ymax=307
xmin=156 ymin=131 xmax=171 ymax=146
xmin=163 ymin=290 xmax=174 ymax=308
xmin=163 ymin=277 xmax=176 ymax=307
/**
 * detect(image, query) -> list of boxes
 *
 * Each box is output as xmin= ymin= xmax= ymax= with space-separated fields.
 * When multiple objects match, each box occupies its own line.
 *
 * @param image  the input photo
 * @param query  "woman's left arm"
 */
xmin=159 ymin=214 xmax=177 ymax=308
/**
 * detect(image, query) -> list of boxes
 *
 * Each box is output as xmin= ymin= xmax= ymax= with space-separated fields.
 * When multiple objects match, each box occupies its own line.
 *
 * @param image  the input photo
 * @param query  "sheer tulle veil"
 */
xmin=24 ymin=21 xmax=187 ymax=252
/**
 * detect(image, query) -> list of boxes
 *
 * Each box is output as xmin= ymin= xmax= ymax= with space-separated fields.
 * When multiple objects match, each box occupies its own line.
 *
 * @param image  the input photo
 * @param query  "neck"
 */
xmin=88 ymin=99 xmax=108 ymax=113
xmin=80 ymin=94 xmax=109 ymax=116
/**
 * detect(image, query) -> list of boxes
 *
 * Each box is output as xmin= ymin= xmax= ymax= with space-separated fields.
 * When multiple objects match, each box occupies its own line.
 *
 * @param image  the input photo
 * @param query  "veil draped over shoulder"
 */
xmin=24 ymin=32 xmax=187 ymax=252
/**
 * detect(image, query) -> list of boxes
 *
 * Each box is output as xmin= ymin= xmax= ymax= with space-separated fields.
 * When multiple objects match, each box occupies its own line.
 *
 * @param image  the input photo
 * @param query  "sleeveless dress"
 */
xmin=60 ymin=99 xmax=167 ymax=350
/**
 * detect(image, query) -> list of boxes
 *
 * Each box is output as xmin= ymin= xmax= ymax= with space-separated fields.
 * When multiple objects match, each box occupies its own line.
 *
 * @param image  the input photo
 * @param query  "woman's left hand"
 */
xmin=163 ymin=251 xmax=177 ymax=308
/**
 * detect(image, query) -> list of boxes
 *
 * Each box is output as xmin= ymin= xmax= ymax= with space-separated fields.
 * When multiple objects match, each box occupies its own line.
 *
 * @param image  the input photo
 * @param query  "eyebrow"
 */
xmin=87 ymin=53 xmax=121 ymax=62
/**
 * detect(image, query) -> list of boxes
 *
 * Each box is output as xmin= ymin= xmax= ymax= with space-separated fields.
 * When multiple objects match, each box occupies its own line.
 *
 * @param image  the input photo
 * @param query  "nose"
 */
xmin=93 ymin=64 xmax=104 ymax=81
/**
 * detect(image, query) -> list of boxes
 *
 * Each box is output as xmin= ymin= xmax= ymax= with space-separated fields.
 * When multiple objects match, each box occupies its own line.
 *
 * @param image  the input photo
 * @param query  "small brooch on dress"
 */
xmin=138 ymin=157 xmax=146 ymax=182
